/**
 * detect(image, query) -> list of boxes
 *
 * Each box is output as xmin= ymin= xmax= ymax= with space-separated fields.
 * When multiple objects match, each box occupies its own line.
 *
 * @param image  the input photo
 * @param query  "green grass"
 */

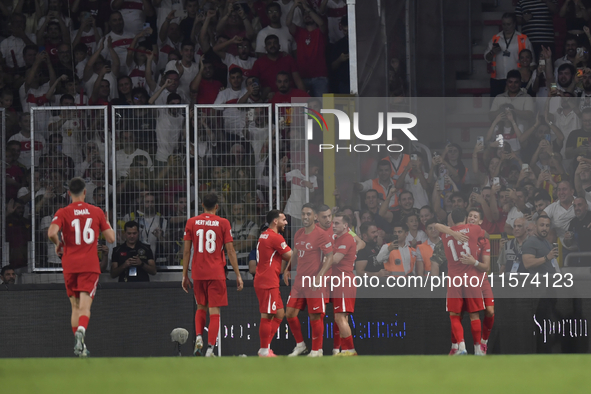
xmin=1 ymin=355 xmax=590 ymax=393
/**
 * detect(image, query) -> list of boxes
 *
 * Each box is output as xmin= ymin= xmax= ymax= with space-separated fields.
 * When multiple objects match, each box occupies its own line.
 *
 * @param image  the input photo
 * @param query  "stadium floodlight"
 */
xmin=170 ymin=328 xmax=189 ymax=356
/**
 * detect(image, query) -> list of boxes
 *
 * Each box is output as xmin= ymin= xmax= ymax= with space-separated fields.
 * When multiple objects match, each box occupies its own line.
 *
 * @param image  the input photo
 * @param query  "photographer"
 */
xmin=111 ymin=221 xmax=156 ymax=282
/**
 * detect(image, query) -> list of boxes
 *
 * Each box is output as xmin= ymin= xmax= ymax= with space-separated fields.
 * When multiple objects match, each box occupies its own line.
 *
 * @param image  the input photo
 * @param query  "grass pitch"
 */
xmin=1 ymin=355 xmax=589 ymax=394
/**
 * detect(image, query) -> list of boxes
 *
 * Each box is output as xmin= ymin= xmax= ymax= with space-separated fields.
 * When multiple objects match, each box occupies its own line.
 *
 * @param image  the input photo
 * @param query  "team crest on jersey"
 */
xmin=281 ymin=242 xmax=287 ymax=249
xmin=325 ymin=243 xmax=332 ymax=248
xmin=138 ymin=249 xmax=145 ymax=256
xmin=338 ymin=245 xmax=347 ymax=249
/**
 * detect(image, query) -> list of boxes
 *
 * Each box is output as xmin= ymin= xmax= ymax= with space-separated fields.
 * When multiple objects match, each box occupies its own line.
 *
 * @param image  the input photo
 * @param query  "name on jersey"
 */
xmin=260 ymin=234 xmax=269 ymax=239
xmin=338 ymin=245 xmax=347 ymax=249
xmin=195 ymin=219 xmax=219 ymax=226
xmin=74 ymin=209 xmax=90 ymax=216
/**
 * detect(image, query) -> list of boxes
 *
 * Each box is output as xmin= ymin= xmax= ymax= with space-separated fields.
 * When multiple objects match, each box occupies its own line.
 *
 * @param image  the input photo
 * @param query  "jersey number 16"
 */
xmin=71 ymin=218 xmax=95 ymax=245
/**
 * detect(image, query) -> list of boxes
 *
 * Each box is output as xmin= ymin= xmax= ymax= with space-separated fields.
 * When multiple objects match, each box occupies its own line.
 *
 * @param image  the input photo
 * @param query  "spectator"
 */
xmin=191 ymin=58 xmax=225 ymax=104
xmin=574 ymin=158 xmax=591 ymax=198
xmin=270 ymin=71 xmax=310 ymax=105
xmin=36 ymin=19 xmax=70 ymax=65
xmin=533 ymin=189 xmax=552 ymax=220
xmin=565 ymin=107 xmax=591 ymax=173
xmin=214 ymin=36 xmax=257 ymax=88
xmin=38 ymin=132 xmax=75 ymax=180
xmin=504 ymin=187 xmax=531 ymax=235
xmin=255 ymin=3 xmax=294 ymax=56
xmin=380 ymin=189 xmax=420 ymax=226
xmin=0 ymin=89 xmax=19 ymax=138
xmin=375 ymin=223 xmax=417 ymax=276
xmin=5 ymin=141 xmax=27 ymax=201
xmin=286 ymin=0 xmax=328 ymax=97
xmin=250 ymin=34 xmax=305 ymax=96
xmin=380 ymin=134 xmax=412 ymax=183
xmin=164 ymin=193 xmax=189 ymax=265
xmin=112 ymin=0 xmax=155 ymax=36
xmin=0 ymin=265 xmax=17 ymax=285
xmin=484 ymin=13 xmax=534 ymax=97
xmin=178 ymin=0 xmax=201 ymax=39
xmin=216 ymin=1 xmax=256 ymax=47
xmin=559 ymin=0 xmax=591 ymax=36
xmin=414 ymin=218 xmax=441 ymax=276
xmin=115 ymin=130 xmax=153 ymax=178
xmin=319 ymin=0 xmax=347 ymax=44
xmin=72 ymin=43 xmax=90 ymax=80
xmin=214 ymin=67 xmax=248 ymax=137
xmin=116 ymin=156 xmax=154 ymax=214
xmin=516 ymin=0 xmax=557 ymax=63
xmin=555 ymin=36 xmax=579 ymax=72
xmin=530 ymin=139 xmax=565 ymax=198
xmin=52 ymin=44 xmax=77 ymax=81
xmin=418 ymin=205 xmax=435 ymax=230
xmin=544 ymin=180 xmax=590 ymax=242
xmin=355 ymin=222 xmax=387 ymax=277
xmin=8 ymin=112 xmax=46 ymax=169
xmin=442 ymin=143 xmax=466 ymax=185
xmin=20 ymin=51 xmax=56 ymax=113
xmin=111 ymin=221 xmax=157 ymax=282
xmin=5 ymin=199 xmax=31 ymax=269
xmin=489 ymin=70 xmax=535 ymax=127
xmin=0 ymin=13 xmax=36 ymax=71
xmin=230 ymin=201 xmax=259 ymax=256
xmin=329 ymin=15 xmax=349 ymax=94
xmin=154 ymin=94 xmax=185 ymax=166
xmin=83 ymin=38 xmax=119 ymax=100
xmin=555 ymin=63 xmax=577 ymax=94
xmin=164 ymin=41 xmax=200 ymax=99
xmin=577 ymin=67 xmax=591 ymax=109
xmin=354 ymin=160 xmax=395 ymax=203
xmin=563 ymin=197 xmax=591 ymax=265
xmin=498 ymin=216 xmax=530 ymax=273
xmin=404 ymin=212 xmax=427 ymax=248
xmin=146 ymin=66 xmax=189 ymax=105
xmin=396 ymin=154 xmax=429 ymax=208
xmin=122 ymin=192 xmax=168 ymax=260
xmin=125 ymin=37 xmax=155 ymax=90
xmin=283 ymin=161 xmax=319 ymax=229
xmin=522 ymin=215 xmax=559 ymax=273
xmin=47 ymin=95 xmax=84 ymax=164
xmin=72 ymin=12 xmax=103 ymax=56
xmin=100 ymin=12 xmax=137 ymax=75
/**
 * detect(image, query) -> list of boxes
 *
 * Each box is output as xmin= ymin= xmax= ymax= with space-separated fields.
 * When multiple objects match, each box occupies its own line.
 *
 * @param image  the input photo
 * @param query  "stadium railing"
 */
xmin=111 ymin=104 xmax=191 ymax=271
xmin=193 ymin=104 xmax=273 ymax=275
xmin=1 ymin=108 xmax=6 ymax=265
xmin=30 ymin=106 xmax=109 ymax=272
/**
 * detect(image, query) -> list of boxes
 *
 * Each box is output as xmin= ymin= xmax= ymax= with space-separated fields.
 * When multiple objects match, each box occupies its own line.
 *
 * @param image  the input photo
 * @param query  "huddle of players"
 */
xmin=182 ymin=196 xmax=359 ymax=357
xmin=48 ymin=177 xmax=490 ymax=357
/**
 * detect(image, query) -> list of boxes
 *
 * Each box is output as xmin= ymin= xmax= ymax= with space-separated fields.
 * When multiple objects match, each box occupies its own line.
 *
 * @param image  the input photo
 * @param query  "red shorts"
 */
xmin=482 ymin=279 xmax=494 ymax=308
xmin=64 ymin=272 xmax=100 ymax=299
xmin=286 ymin=285 xmax=328 ymax=314
xmin=330 ymin=285 xmax=356 ymax=313
xmin=446 ymin=285 xmax=484 ymax=314
xmin=193 ymin=279 xmax=228 ymax=307
xmin=255 ymin=287 xmax=284 ymax=314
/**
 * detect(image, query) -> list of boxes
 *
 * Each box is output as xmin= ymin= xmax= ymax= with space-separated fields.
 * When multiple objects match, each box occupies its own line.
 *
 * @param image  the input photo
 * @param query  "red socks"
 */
xmin=449 ymin=315 xmax=464 ymax=343
xmin=333 ymin=323 xmax=341 ymax=349
xmin=72 ymin=327 xmax=77 ymax=334
xmin=341 ymin=335 xmax=354 ymax=351
xmin=470 ymin=319 xmax=482 ymax=345
xmin=195 ymin=309 xmax=206 ymax=336
xmin=208 ymin=314 xmax=220 ymax=346
xmin=483 ymin=315 xmax=494 ymax=341
xmin=287 ymin=317 xmax=304 ymax=344
xmin=259 ymin=318 xmax=272 ymax=349
xmin=78 ymin=315 xmax=89 ymax=330
xmin=270 ymin=317 xmax=282 ymax=340
xmin=310 ymin=318 xmax=324 ymax=351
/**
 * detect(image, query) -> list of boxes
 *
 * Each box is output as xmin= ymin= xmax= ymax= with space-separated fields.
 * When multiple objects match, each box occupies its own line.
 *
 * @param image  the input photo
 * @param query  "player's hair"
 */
xmin=425 ymin=218 xmax=439 ymax=227
xmin=468 ymin=208 xmax=483 ymax=220
xmin=68 ymin=177 xmax=86 ymax=196
xmin=1 ymin=265 xmax=15 ymax=277
xmin=124 ymin=221 xmax=139 ymax=231
xmin=202 ymin=192 xmax=218 ymax=210
xmin=317 ymin=204 xmax=330 ymax=213
xmin=302 ymin=202 xmax=317 ymax=213
xmin=334 ymin=212 xmax=350 ymax=226
xmin=359 ymin=221 xmax=376 ymax=236
xmin=451 ymin=207 xmax=467 ymax=225
xmin=393 ymin=222 xmax=409 ymax=233
xmin=266 ymin=209 xmax=283 ymax=224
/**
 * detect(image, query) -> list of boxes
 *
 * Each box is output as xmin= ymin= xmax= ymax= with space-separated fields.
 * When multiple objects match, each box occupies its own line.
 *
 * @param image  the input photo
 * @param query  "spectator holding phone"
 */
xmin=531 ymin=139 xmax=565 ymax=199
xmin=504 ymin=187 xmax=532 ymax=236
xmin=565 ymin=107 xmax=591 ymax=173
xmin=484 ymin=13 xmax=534 ymax=97
xmin=111 ymin=221 xmax=157 ymax=282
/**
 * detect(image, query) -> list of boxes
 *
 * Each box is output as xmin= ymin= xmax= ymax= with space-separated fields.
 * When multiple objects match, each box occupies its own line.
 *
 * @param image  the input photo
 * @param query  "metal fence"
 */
xmin=193 ymin=104 xmax=273 ymax=273
xmin=112 ymin=105 xmax=191 ymax=271
xmin=30 ymin=106 xmax=109 ymax=272
xmin=1 ymin=108 xmax=5 ymax=265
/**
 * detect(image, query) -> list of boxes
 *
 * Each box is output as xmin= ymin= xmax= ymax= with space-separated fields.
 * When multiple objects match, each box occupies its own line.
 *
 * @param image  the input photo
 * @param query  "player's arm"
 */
xmin=284 ymin=248 xmax=297 ymax=285
xmin=225 ymin=242 xmax=244 ymax=291
xmin=459 ymin=253 xmax=490 ymax=272
xmin=433 ymin=223 xmax=469 ymax=243
xmin=181 ymin=240 xmax=193 ymax=293
xmin=102 ymin=224 xmax=116 ymax=244
xmin=353 ymin=234 xmax=366 ymax=251
xmin=47 ymin=223 xmax=61 ymax=246
xmin=315 ymin=251 xmax=334 ymax=284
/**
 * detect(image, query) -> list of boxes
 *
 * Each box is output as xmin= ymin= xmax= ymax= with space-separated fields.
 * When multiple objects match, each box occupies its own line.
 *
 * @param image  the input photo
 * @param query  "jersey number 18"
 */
xmin=196 ymin=229 xmax=217 ymax=253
